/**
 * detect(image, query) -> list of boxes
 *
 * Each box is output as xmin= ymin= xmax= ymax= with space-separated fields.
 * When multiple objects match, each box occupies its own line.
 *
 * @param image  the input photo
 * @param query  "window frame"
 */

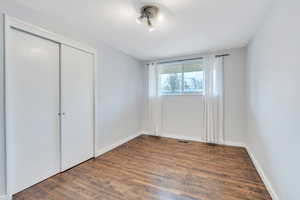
xmin=159 ymin=62 xmax=205 ymax=96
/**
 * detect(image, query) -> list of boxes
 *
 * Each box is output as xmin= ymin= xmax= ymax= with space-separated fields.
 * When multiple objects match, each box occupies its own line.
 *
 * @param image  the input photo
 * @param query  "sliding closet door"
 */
xmin=61 ymin=45 xmax=94 ymax=171
xmin=7 ymin=28 xmax=60 ymax=194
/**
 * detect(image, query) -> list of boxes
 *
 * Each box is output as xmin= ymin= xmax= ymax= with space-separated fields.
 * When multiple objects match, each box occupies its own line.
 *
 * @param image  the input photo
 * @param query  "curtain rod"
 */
xmin=215 ymin=53 xmax=230 ymax=58
xmin=157 ymin=57 xmax=203 ymax=65
xmin=156 ymin=54 xmax=230 ymax=65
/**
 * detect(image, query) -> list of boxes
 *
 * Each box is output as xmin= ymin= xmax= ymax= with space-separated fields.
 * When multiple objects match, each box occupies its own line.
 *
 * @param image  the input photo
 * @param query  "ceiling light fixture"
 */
xmin=136 ymin=5 xmax=160 ymax=32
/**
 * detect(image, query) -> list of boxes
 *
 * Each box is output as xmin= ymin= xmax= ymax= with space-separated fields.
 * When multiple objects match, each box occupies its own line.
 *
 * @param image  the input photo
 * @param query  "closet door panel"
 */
xmin=7 ymin=29 xmax=60 ymax=194
xmin=61 ymin=45 xmax=94 ymax=171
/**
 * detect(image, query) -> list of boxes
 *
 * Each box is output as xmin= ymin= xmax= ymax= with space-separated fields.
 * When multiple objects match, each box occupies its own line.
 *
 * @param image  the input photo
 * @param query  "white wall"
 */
xmin=97 ymin=45 xmax=145 ymax=150
xmin=0 ymin=3 xmax=145 ymax=197
xmin=161 ymin=95 xmax=205 ymax=140
xmin=0 ymin=15 xmax=6 ymax=197
xmin=246 ymin=0 xmax=300 ymax=199
xmin=143 ymin=47 xmax=247 ymax=145
xmin=223 ymin=48 xmax=247 ymax=144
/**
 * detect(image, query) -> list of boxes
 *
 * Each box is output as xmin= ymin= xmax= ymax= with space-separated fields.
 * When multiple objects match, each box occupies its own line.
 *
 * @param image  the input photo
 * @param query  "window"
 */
xmin=160 ymin=61 xmax=204 ymax=95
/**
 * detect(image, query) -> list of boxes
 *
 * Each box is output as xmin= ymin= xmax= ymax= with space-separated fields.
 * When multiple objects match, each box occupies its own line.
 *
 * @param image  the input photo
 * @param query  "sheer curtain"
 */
xmin=147 ymin=56 xmax=224 ymax=143
xmin=203 ymin=56 xmax=224 ymax=144
xmin=148 ymin=62 xmax=162 ymax=136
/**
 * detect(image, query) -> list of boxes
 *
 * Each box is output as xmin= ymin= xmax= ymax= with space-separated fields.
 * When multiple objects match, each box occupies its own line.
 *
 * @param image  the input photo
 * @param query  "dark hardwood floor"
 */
xmin=14 ymin=135 xmax=272 ymax=200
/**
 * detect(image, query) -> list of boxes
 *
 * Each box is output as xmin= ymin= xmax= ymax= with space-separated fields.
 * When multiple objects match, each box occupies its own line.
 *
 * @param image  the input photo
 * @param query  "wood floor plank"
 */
xmin=13 ymin=135 xmax=272 ymax=200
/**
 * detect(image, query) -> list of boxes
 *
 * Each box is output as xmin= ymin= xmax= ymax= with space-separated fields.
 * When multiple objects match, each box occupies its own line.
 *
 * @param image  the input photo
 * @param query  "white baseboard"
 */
xmin=161 ymin=133 xmax=203 ymax=142
xmin=142 ymin=131 xmax=245 ymax=148
xmin=0 ymin=195 xmax=12 ymax=200
xmin=223 ymin=141 xmax=245 ymax=148
xmin=246 ymin=146 xmax=279 ymax=200
xmin=95 ymin=133 xmax=141 ymax=157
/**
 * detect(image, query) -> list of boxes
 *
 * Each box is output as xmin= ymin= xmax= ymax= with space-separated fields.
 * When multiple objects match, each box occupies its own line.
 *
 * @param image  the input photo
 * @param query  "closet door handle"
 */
xmin=58 ymin=112 xmax=66 ymax=116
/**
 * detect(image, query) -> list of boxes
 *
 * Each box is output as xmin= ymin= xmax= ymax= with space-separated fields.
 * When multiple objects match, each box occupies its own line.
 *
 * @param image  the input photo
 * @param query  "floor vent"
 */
xmin=178 ymin=140 xmax=190 ymax=144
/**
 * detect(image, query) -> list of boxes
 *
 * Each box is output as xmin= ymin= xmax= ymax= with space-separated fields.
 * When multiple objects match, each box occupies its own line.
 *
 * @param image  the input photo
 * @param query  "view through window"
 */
xmin=160 ymin=61 xmax=204 ymax=95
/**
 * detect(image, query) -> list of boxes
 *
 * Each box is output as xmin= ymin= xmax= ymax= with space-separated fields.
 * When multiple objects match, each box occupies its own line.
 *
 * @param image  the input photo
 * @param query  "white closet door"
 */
xmin=7 ymin=29 xmax=60 ymax=194
xmin=61 ymin=45 xmax=94 ymax=171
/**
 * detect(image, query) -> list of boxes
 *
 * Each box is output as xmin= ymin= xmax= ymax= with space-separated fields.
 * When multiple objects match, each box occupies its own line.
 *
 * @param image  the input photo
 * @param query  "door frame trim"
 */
xmin=3 ymin=14 xmax=98 ymax=195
